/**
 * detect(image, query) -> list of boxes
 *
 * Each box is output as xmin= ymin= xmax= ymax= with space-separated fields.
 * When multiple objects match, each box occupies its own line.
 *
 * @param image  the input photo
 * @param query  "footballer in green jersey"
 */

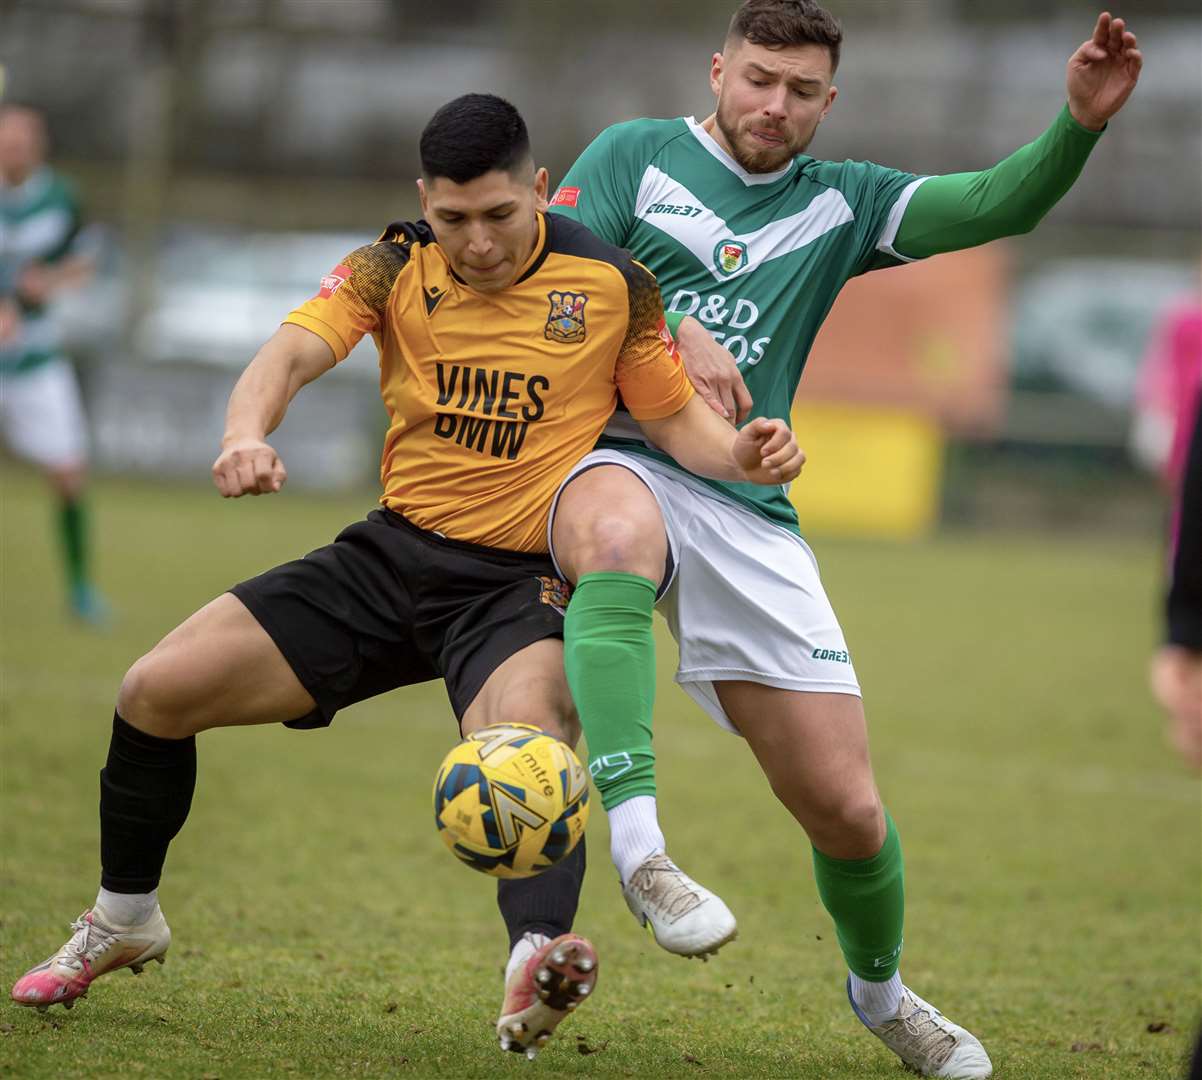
xmin=546 ymin=4 xmax=1141 ymax=1076
xmin=0 ymin=103 xmax=109 ymax=623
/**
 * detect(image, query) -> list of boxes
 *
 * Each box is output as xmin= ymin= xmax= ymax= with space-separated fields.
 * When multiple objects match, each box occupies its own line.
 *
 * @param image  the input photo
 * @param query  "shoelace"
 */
xmin=628 ymin=858 xmax=704 ymax=919
xmin=883 ymin=998 xmax=956 ymax=1067
xmin=59 ymin=914 xmax=116 ymax=972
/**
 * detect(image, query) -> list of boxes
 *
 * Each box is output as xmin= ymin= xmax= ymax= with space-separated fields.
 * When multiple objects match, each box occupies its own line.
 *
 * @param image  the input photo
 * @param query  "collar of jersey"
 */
xmin=0 ymin=165 xmax=52 ymax=203
xmin=447 ymin=211 xmax=549 ymax=293
xmin=684 ymin=117 xmax=795 ymax=187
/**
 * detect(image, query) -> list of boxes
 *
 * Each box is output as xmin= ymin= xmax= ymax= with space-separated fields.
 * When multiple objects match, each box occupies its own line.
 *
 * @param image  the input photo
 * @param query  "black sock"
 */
xmin=496 ymin=838 xmax=586 ymax=951
xmin=99 ymin=712 xmax=197 ymax=893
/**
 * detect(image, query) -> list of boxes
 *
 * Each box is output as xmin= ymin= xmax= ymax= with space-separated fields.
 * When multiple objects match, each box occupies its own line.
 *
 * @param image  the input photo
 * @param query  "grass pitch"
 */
xmin=1 ymin=466 xmax=1198 ymax=1079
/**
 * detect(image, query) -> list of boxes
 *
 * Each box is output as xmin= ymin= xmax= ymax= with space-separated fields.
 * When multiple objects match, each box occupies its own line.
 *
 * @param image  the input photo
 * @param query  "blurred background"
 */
xmin=1 ymin=0 xmax=1200 ymax=520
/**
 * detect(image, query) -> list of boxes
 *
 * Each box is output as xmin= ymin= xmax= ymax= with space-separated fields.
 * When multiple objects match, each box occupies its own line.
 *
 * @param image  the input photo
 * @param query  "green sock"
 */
xmin=563 ymin=571 xmax=658 ymax=811
xmin=812 ymin=810 xmax=905 ymax=981
xmin=57 ymin=496 xmax=89 ymax=591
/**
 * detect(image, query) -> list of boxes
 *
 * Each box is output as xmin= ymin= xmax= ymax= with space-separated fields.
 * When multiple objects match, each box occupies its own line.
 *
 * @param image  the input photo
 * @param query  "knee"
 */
xmin=497 ymin=691 xmax=581 ymax=749
xmin=116 ymin=652 xmax=202 ymax=740
xmin=571 ymin=513 xmax=662 ymax=582
xmin=778 ymin=781 xmax=884 ymax=855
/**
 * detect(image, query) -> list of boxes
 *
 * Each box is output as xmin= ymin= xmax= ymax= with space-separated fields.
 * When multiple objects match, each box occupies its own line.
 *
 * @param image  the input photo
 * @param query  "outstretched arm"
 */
xmin=212 ymin=323 xmax=335 ymax=498
xmin=891 ymin=12 xmax=1141 ymax=261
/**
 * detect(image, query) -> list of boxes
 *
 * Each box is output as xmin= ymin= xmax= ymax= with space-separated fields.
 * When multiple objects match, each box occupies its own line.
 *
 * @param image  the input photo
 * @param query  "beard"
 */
xmin=714 ymin=96 xmax=813 ymax=173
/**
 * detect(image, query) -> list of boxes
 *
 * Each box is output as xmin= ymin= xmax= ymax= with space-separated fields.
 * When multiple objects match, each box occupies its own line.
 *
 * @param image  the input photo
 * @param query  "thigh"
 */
xmin=718 ymin=682 xmax=884 ymax=858
xmin=119 ymin=592 xmax=317 ymax=735
xmin=230 ymin=513 xmax=440 ymax=729
xmin=0 ymin=359 xmax=88 ymax=470
xmin=642 ymin=473 xmax=860 ymax=732
xmin=460 ymin=637 xmax=579 ymax=746
xmin=430 ymin=548 xmax=570 ymax=725
xmin=550 ymin=461 xmax=668 ymax=586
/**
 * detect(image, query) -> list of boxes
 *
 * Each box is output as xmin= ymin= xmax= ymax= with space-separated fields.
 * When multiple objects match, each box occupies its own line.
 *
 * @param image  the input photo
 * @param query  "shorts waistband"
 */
xmin=373 ymin=506 xmax=556 ymax=566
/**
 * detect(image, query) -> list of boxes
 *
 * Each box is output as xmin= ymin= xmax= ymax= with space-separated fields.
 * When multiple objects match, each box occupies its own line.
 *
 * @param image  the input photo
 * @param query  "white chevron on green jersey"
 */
xmin=0 ymin=167 xmax=82 ymax=374
xmin=549 ymin=116 xmax=929 ymax=535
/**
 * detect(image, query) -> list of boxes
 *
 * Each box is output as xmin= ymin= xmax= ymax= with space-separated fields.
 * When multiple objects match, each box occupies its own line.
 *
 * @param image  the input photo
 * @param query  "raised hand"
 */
xmin=1066 ymin=12 xmax=1142 ymax=130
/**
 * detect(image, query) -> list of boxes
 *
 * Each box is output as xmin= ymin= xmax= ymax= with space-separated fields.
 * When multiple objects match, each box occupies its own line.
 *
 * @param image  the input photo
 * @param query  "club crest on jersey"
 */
xmin=545 ymin=291 xmax=588 ymax=344
xmin=713 ymin=239 xmax=748 ymax=276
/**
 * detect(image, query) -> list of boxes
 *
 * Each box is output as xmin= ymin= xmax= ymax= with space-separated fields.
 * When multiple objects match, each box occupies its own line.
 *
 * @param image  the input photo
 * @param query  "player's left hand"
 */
xmin=732 ymin=417 xmax=804 ymax=485
xmin=1066 ymin=12 xmax=1142 ymax=130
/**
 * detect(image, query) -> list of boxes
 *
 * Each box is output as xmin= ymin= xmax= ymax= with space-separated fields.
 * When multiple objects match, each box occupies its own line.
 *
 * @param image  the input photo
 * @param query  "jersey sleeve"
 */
xmin=284 ymin=241 xmax=411 ymax=362
xmin=614 ymin=259 xmax=694 ymax=420
xmin=547 ymin=121 xmax=645 ymax=246
xmin=885 ymin=105 xmax=1103 ymax=264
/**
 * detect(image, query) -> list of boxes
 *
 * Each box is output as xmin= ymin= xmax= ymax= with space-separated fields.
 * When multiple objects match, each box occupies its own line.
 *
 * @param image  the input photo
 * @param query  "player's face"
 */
xmin=419 ymin=166 xmax=549 ymax=294
xmin=709 ymin=40 xmax=837 ymax=173
xmin=0 ymin=108 xmax=47 ymax=185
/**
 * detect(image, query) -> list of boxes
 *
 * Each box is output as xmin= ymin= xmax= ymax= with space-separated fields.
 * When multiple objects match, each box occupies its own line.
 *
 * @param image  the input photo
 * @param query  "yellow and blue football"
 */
xmin=433 ymin=723 xmax=589 ymax=879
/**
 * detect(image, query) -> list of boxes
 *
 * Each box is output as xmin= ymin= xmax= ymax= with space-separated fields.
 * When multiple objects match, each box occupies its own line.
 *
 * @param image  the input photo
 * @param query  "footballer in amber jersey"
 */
xmin=286 ymin=211 xmax=692 ymax=552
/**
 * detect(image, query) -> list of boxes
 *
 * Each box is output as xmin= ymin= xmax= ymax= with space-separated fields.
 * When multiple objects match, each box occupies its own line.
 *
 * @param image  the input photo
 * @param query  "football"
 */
xmin=433 ymin=723 xmax=590 ymax=879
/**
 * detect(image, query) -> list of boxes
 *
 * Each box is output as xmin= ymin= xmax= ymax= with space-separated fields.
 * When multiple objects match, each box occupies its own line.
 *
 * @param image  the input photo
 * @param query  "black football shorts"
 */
xmin=229 ymin=508 xmax=569 ymax=728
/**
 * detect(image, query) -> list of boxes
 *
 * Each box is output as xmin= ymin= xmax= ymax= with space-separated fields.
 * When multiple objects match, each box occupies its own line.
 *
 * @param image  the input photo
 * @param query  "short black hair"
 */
xmin=419 ymin=94 xmax=532 ymax=184
xmin=727 ymin=0 xmax=843 ymax=72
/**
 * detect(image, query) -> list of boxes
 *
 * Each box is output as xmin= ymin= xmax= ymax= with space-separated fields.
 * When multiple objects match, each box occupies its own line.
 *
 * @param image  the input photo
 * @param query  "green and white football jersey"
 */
xmin=0 ymin=166 xmax=81 ymax=374
xmin=549 ymin=116 xmax=930 ymax=534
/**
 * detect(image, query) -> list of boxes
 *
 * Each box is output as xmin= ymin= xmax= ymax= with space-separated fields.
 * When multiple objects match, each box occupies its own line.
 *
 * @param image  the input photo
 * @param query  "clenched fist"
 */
xmin=212 ymin=437 xmax=287 ymax=498
xmin=732 ymin=417 xmax=805 ymax=485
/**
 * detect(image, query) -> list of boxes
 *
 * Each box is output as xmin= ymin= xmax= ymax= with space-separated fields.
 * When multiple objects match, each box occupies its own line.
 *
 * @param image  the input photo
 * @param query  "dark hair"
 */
xmin=419 ymin=93 xmax=532 ymax=184
xmin=727 ymin=0 xmax=843 ymax=72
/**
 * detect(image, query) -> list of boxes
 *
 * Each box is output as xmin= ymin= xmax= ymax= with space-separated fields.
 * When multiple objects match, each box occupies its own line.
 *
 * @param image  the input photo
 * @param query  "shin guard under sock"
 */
xmin=812 ymin=811 xmax=905 ymax=981
xmin=99 ymin=712 xmax=196 ymax=893
xmin=496 ymin=838 xmax=586 ymax=951
xmin=563 ymin=572 xmax=658 ymax=811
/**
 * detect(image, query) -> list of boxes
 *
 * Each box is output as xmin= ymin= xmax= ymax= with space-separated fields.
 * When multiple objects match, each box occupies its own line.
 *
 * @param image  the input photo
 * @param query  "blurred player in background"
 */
xmin=547 ymin=3 xmax=1141 ymax=1076
xmin=1136 ymin=269 xmax=1202 ymax=769
xmin=9 ymin=94 xmax=802 ymax=1060
xmin=0 ymin=102 xmax=109 ymax=624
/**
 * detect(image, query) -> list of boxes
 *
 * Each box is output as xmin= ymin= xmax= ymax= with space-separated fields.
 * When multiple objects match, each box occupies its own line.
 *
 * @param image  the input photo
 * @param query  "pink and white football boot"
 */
xmin=496 ymin=933 xmax=598 ymax=1060
xmin=11 ymin=906 xmax=170 ymax=1010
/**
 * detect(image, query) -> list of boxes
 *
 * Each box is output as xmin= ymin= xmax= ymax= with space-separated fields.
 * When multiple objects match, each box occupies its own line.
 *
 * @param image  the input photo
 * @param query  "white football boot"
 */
xmin=497 ymin=933 xmax=597 ymax=1060
xmin=622 ymin=853 xmax=737 ymax=958
xmin=11 ymin=906 xmax=170 ymax=1010
xmin=848 ymin=979 xmax=993 ymax=1078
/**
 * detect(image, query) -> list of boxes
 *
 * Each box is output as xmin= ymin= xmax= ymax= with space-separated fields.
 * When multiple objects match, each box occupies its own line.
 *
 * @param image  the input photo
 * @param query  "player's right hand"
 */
xmin=211 ymin=437 xmax=287 ymax=497
xmin=676 ymin=315 xmax=754 ymax=425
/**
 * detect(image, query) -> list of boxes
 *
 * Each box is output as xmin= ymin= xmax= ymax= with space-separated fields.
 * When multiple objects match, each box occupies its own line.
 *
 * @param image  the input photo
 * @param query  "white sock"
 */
xmin=94 ymin=888 xmax=158 ymax=927
xmin=505 ymin=931 xmax=551 ymax=983
xmin=849 ymin=970 xmax=905 ymax=1026
xmin=608 ymin=795 xmax=666 ymax=885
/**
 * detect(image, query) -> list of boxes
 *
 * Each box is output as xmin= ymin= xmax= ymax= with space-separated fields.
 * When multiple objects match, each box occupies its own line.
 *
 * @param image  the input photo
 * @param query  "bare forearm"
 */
xmin=639 ymin=395 xmax=743 ymax=480
xmin=222 ymin=325 xmax=334 ymax=445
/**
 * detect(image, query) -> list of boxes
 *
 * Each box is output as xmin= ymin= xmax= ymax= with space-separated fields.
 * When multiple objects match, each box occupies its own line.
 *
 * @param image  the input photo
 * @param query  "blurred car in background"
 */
xmin=60 ymin=228 xmax=387 ymax=490
xmin=1007 ymin=256 xmax=1196 ymax=447
xmin=134 ymin=228 xmax=378 ymax=378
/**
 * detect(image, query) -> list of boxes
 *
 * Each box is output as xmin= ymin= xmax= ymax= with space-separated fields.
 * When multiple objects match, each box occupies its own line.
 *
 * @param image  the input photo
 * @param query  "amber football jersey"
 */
xmin=286 ymin=212 xmax=692 ymax=552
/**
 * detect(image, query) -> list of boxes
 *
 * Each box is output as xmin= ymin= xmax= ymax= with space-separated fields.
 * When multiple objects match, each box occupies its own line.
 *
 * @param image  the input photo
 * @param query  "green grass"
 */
xmin=1 ymin=465 xmax=1198 ymax=1079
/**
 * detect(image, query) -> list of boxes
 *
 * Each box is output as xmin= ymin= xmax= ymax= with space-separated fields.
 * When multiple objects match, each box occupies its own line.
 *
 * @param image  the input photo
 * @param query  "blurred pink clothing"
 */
xmin=1137 ymin=298 xmax=1202 ymax=488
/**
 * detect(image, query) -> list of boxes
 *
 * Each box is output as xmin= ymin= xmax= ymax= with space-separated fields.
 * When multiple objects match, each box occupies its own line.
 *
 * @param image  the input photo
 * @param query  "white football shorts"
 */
xmin=0 ymin=357 xmax=89 ymax=470
xmin=549 ymin=448 xmax=861 ymax=734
